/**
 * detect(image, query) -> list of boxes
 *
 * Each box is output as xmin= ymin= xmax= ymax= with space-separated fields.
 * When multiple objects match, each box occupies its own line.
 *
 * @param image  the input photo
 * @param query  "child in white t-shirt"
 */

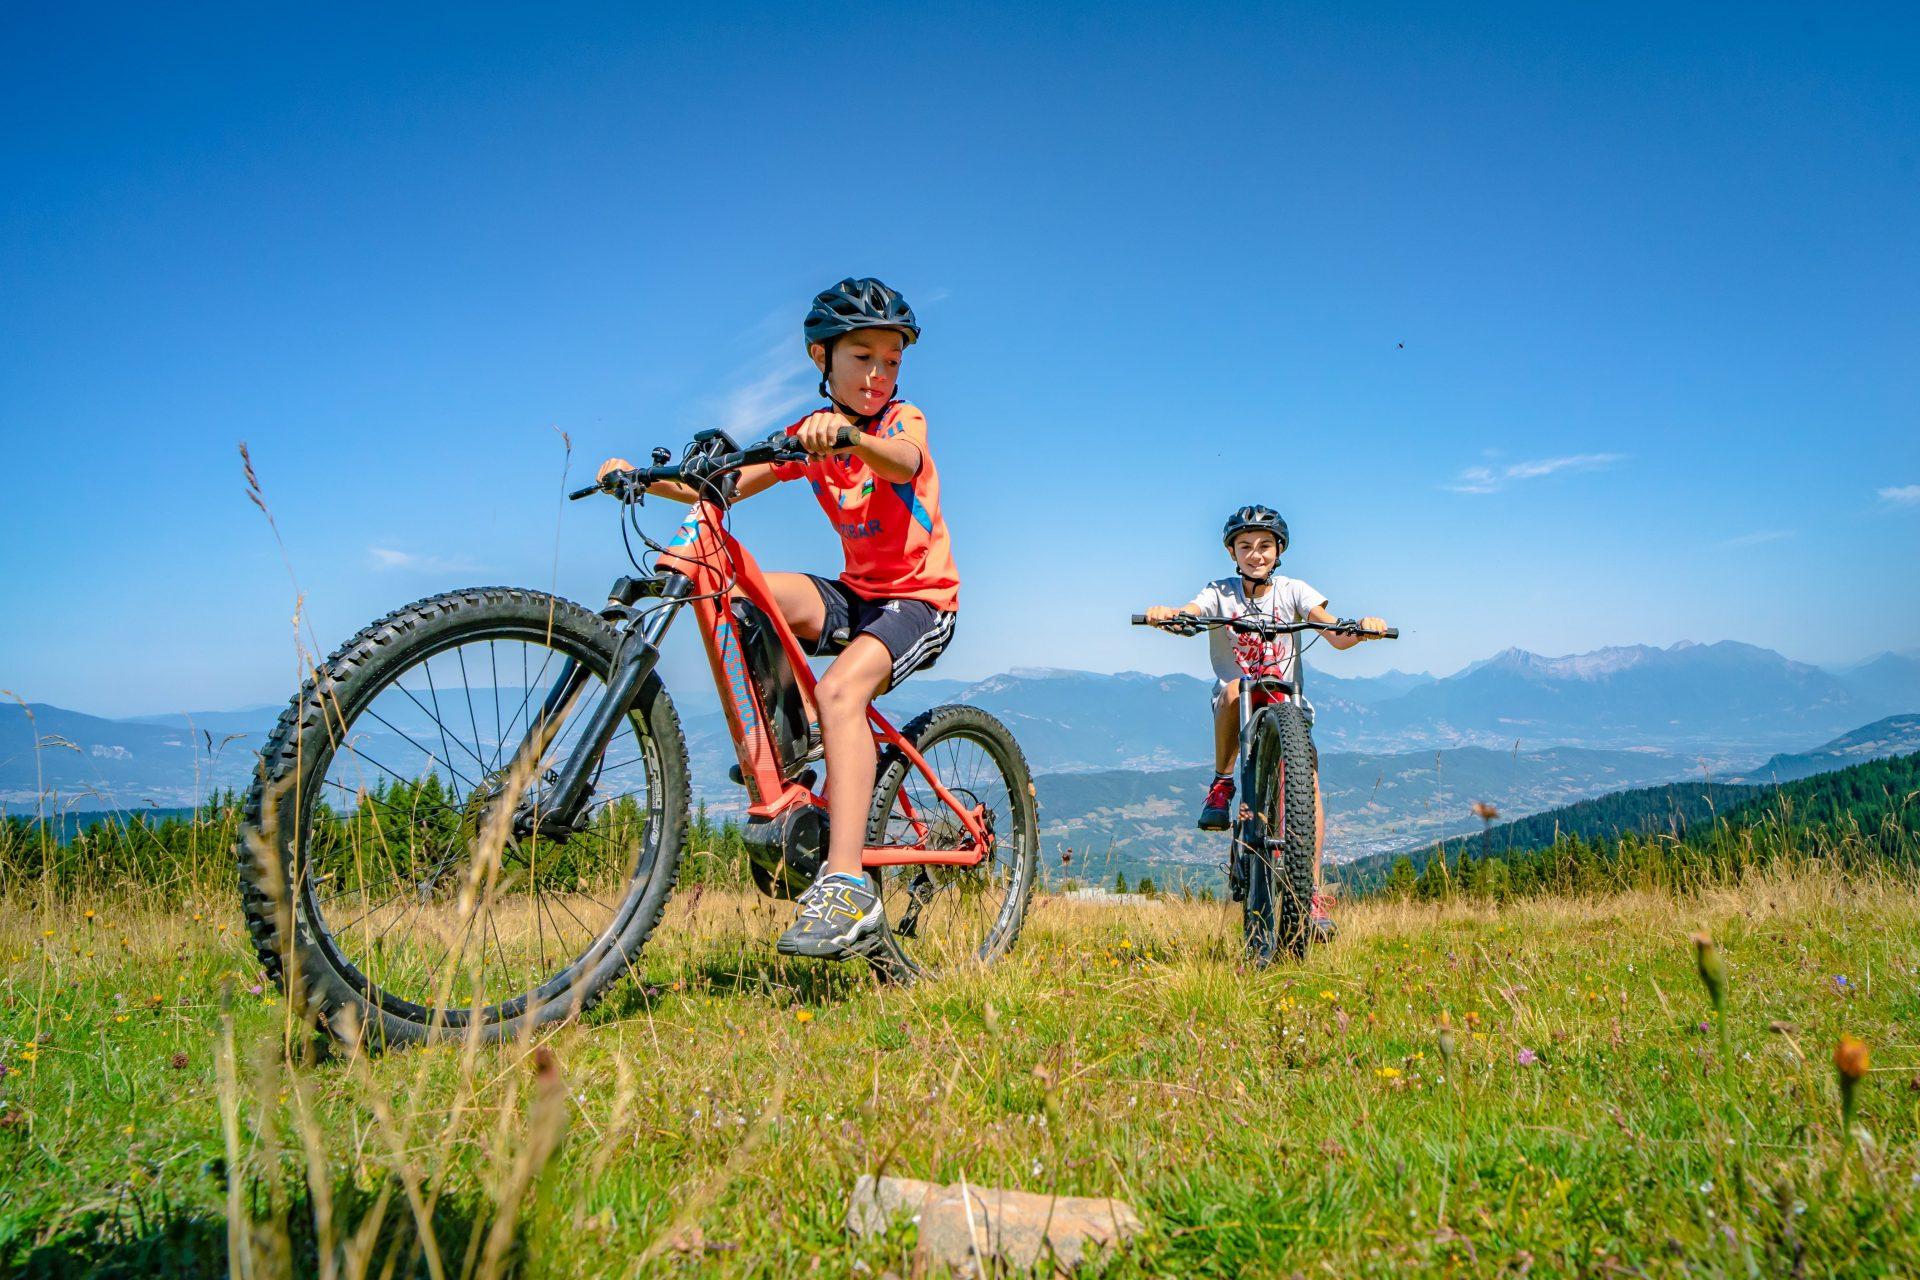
xmin=1144 ymin=505 xmax=1389 ymax=934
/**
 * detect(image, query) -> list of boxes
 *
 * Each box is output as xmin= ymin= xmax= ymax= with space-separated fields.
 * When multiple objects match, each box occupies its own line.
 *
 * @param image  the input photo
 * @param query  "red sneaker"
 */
xmin=1198 ymin=776 xmax=1234 ymax=831
xmin=1309 ymin=891 xmax=1337 ymax=943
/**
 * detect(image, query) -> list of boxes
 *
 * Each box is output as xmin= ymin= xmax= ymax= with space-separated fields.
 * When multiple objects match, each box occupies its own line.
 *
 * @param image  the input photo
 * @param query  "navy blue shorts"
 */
xmin=805 ymin=575 xmax=957 ymax=690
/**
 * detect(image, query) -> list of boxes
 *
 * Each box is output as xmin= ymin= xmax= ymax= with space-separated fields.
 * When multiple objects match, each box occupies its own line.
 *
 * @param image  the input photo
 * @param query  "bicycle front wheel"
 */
xmin=238 ymin=588 xmax=689 ymax=1047
xmin=863 ymin=704 xmax=1039 ymax=981
xmin=1239 ymin=701 xmax=1316 ymax=965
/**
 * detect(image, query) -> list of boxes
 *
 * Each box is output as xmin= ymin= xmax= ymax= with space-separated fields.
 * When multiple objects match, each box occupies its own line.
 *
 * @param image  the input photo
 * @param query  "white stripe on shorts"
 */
xmin=891 ymin=610 xmax=955 ymax=688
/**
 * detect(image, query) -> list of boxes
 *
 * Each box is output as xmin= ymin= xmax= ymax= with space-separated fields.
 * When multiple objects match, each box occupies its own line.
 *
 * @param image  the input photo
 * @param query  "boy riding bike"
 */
xmin=1142 ymin=505 xmax=1389 ymax=939
xmin=596 ymin=277 xmax=957 ymax=962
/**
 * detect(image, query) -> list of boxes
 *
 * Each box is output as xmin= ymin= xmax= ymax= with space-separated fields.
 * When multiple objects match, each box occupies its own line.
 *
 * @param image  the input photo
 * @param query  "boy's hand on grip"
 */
xmin=1143 ymin=606 xmax=1182 ymax=624
xmin=795 ymin=409 xmax=859 ymax=455
xmin=1356 ymin=615 xmax=1389 ymax=638
xmin=597 ymin=457 xmax=633 ymax=484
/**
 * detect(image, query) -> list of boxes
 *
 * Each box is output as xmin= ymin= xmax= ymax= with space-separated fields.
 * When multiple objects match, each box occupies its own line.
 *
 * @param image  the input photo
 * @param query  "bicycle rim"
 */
xmin=869 ymin=722 xmax=1032 ymax=973
xmin=298 ymin=626 xmax=667 ymax=1024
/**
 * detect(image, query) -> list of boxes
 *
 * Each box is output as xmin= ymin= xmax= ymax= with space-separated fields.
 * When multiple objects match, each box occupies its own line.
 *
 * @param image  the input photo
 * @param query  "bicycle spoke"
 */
xmin=356 ymin=706 xmax=481 ymax=797
xmin=455 ymin=646 xmax=488 ymax=774
xmin=489 ymin=641 xmax=504 ymax=771
xmin=421 ymin=664 xmax=467 ymax=802
xmin=387 ymin=679 xmax=491 ymax=782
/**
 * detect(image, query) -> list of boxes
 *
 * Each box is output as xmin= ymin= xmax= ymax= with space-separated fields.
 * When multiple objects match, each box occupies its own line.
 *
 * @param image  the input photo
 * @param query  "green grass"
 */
xmin=2 ymin=868 xmax=1917 ymax=1277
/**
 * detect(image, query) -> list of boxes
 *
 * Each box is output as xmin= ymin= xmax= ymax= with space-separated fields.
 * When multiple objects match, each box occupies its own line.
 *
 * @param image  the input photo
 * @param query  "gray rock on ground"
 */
xmin=847 ymin=1173 xmax=1144 ymax=1273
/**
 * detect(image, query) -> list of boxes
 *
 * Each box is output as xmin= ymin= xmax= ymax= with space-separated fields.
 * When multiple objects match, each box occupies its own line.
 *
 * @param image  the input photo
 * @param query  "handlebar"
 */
xmin=1131 ymin=613 xmax=1398 ymax=640
xmin=569 ymin=427 xmax=859 ymax=502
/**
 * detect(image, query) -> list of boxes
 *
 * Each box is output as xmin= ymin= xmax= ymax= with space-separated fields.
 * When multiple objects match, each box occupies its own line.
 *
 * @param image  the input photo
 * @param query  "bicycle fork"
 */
xmin=506 ymin=574 xmax=690 ymax=840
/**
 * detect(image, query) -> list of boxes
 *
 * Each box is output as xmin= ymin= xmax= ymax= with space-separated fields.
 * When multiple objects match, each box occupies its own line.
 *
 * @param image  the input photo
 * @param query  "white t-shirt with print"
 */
xmin=1189 ymin=574 xmax=1328 ymax=687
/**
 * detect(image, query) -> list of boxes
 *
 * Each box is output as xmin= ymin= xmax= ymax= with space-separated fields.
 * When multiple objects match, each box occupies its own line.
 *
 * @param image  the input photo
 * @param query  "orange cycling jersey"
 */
xmin=770 ymin=400 xmax=960 ymax=612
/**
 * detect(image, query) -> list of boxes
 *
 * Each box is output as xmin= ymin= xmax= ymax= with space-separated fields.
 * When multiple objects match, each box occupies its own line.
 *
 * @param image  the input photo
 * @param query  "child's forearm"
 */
xmin=1309 ymin=604 xmax=1388 ymax=649
xmin=850 ymin=430 xmax=920 ymax=483
xmin=638 ymin=479 xmax=699 ymax=504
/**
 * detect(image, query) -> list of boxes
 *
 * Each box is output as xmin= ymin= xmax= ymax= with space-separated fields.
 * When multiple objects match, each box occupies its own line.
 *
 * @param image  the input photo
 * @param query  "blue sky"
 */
xmin=3 ymin=2 xmax=1917 ymax=717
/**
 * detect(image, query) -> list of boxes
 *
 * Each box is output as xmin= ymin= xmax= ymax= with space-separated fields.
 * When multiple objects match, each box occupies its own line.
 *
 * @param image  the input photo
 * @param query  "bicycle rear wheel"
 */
xmin=1238 ymin=701 xmax=1316 ymax=965
xmin=863 ymin=705 xmax=1039 ymax=981
xmin=238 ymin=588 xmax=688 ymax=1047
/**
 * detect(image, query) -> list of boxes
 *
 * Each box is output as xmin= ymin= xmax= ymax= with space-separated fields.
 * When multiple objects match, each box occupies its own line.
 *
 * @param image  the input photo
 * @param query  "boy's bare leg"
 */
xmin=1212 ymin=684 xmax=1240 ymax=774
xmin=1313 ymin=774 xmax=1324 ymax=890
xmin=765 ymin=572 xmax=827 ymax=644
xmin=814 ymin=635 xmax=892 ymax=878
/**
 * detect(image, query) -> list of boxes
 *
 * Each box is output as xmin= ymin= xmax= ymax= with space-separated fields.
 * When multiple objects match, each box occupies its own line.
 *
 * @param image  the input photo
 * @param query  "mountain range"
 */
xmin=1732 ymin=714 xmax=1920 ymax=784
xmin=8 ymin=643 xmax=1918 ymax=874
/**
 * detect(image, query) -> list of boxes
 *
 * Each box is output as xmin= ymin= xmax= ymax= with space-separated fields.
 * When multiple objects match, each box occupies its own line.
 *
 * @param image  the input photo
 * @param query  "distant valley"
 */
xmin=7 ymin=641 xmax=1916 ymax=891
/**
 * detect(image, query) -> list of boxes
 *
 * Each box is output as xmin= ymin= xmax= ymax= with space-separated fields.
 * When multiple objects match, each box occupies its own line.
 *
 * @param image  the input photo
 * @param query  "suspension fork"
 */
xmin=508 ymin=574 xmax=691 ymax=838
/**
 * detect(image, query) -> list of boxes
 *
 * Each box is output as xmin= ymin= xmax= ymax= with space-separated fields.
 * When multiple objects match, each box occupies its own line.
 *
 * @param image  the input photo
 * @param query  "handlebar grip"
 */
xmin=1382 ymin=627 xmax=1399 ymax=639
xmin=1130 ymin=614 xmax=1149 ymax=625
xmin=771 ymin=425 xmax=860 ymax=462
xmin=568 ymin=482 xmax=603 ymax=501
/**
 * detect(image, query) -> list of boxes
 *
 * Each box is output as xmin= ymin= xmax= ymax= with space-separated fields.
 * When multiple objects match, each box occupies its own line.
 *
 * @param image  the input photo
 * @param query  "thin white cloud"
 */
xmin=1446 ymin=453 xmax=1626 ymax=495
xmin=1720 ymin=530 xmax=1793 ymax=548
xmin=1877 ymin=484 xmax=1920 ymax=508
xmin=705 ymin=340 xmax=819 ymax=440
xmin=368 ymin=546 xmax=481 ymax=573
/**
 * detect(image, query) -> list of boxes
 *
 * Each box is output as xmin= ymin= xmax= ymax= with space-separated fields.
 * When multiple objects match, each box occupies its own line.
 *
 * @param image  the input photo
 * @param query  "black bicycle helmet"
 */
xmin=1223 ymin=504 xmax=1289 ymax=552
xmin=803 ymin=277 xmax=921 ymax=350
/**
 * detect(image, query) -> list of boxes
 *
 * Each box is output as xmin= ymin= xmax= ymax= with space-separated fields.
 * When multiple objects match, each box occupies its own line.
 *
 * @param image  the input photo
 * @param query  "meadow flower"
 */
xmin=794 ymin=1009 xmax=813 ymax=1024
xmin=1375 ymin=1066 xmax=1402 ymax=1079
xmin=1832 ymin=975 xmax=1853 ymax=993
xmin=1517 ymin=1048 xmax=1538 ymax=1066
xmin=1835 ymin=1035 xmax=1869 ymax=1124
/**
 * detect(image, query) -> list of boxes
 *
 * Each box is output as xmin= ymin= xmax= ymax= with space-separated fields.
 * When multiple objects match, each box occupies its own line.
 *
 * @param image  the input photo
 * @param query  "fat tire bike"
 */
xmin=239 ymin=426 xmax=1039 ymax=1047
xmin=1131 ymin=612 xmax=1396 ymax=964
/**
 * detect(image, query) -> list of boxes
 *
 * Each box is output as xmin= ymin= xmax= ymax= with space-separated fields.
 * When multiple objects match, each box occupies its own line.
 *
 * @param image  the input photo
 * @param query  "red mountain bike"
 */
xmin=241 ymin=426 xmax=1038 ymax=1047
xmin=1131 ymin=612 xmax=1395 ymax=963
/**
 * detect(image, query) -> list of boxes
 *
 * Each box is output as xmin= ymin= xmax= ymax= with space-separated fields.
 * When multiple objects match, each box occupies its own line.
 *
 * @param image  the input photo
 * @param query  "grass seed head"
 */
xmin=1690 ymin=931 xmax=1727 ymax=1014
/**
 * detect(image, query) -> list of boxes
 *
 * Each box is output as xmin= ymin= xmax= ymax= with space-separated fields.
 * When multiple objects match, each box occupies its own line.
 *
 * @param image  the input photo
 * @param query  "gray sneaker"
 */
xmin=776 ymin=874 xmax=886 ymax=959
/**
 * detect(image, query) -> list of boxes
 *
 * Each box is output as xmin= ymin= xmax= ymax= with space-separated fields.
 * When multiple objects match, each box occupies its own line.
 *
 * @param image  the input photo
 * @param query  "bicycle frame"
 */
xmin=524 ymin=493 xmax=991 ymax=869
xmin=1235 ymin=642 xmax=1305 ymax=757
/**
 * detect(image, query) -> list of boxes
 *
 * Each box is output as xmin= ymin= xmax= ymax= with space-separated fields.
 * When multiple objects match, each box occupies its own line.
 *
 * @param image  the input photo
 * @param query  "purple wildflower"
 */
xmin=1517 ymin=1047 xmax=1538 ymax=1066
